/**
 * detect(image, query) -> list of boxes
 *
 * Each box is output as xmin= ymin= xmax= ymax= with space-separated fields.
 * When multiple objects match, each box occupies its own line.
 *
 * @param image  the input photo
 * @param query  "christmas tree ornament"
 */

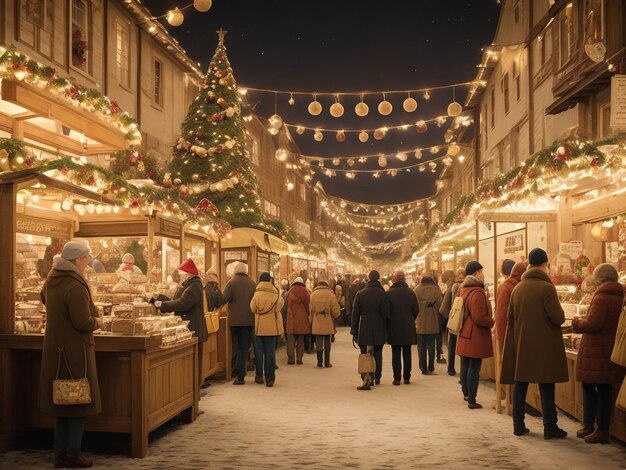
xmin=296 ymin=126 xmax=305 ymax=135
xmin=378 ymin=156 xmax=388 ymax=168
xmin=418 ymin=164 xmax=426 ymax=172
xmin=219 ymin=78 xmax=228 ymax=86
xmin=355 ymin=100 xmax=369 ymax=117
xmin=269 ymin=114 xmax=283 ymax=129
xmin=314 ymin=130 xmax=324 ymax=141
xmin=395 ymin=152 xmax=408 ymax=162
xmin=448 ymin=144 xmax=461 ymax=157
xmin=332 ymin=158 xmax=341 ymax=166
xmin=174 ymin=177 xmax=182 ymax=185
xmin=330 ymin=100 xmax=345 ymax=118
xmin=378 ymin=94 xmax=393 ymax=115
xmin=358 ymin=131 xmax=369 ymax=142
xmin=275 ymin=148 xmax=289 ymax=161
xmin=192 ymin=174 xmax=200 ymax=181
xmin=217 ymin=97 xmax=226 ymax=109
xmin=347 ymin=158 xmax=356 ymax=167
xmin=373 ymin=128 xmax=387 ymax=140
xmin=194 ymin=0 xmax=212 ymax=12
xmin=403 ymin=95 xmax=418 ymax=112
xmin=414 ymin=149 xmax=423 ymax=160
xmin=336 ymin=130 xmax=346 ymax=142
xmin=308 ymin=96 xmax=322 ymax=116
xmin=207 ymin=92 xmax=216 ymax=103
xmin=447 ymin=101 xmax=462 ymax=117
xmin=415 ymin=121 xmax=428 ymax=133
xmin=166 ymin=8 xmax=184 ymax=26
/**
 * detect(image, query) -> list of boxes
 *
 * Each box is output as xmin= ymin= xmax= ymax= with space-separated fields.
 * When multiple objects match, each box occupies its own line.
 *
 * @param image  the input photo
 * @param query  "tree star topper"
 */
xmin=217 ymin=28 xmax=228 ymax=42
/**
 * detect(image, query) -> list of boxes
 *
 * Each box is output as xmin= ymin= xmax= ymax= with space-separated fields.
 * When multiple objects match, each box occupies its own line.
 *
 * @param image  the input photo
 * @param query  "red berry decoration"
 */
xmin=215 ymin=145 xmax=223 ymax=154
xmin=129 ymin=152 xmax=138 ymax=164
xmin=196 ymin=131 xmax=203 ymax=138
xmin=130 ymin=200 xmax=140 ymax=209
xmin=85 ymin=176 xmax=95 ymax=186
xmin=60 ymin=166 xmax=69 ymax=175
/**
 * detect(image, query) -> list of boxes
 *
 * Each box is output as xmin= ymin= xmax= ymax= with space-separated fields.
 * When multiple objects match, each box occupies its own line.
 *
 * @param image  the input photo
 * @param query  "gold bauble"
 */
xmin=275 ymin=148 xmax=289 ymax=161
xmin=308 ymin=100 xmax=322 ymax=116
xmin=296 ymin=126 xmax=305 ymax=135
xmin=448 ymin=144 xmax=461 ymax=157
xmin=355 ymin=102 xmax=369 ymax=117
xmin=268 ymin=114 xmax=283 ymax=129
xmin=336 ymin=130 xmax=346 ymax=142
xmin=403 ymin=97 xmax=418 ymax=112
xmin=414 ymin=149 xmax=423 ymax=160
xmin=378 ymin=156 xmax=388 ymax=168
xmin=332 ymin=158 xmax=341 ymax=166
xmin=415 ymin=120 xmax=428 ymax=133
xmin=447 ymin=101 xmax=463 ymax=117
xmin=358 ymin=131 xmax=369 ymax=142
xmin=166 ymin=7 xmax=184 ymax=26
xmin=373 ymin=128 xmax=386 ymax=140
xmin=314 ymin=130 xmax=324 ymax=141
xmin=378 ymin=100 xmax=393 ymax=116
xmin=330 ymin=102 xmax=345 ymax=118
xmin=194 ymin=0 xmax=213 ymax=12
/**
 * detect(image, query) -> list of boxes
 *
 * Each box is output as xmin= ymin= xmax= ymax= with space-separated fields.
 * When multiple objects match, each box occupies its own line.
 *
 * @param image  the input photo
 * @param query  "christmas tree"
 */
xmin=166 ymin=29 xmax=263 ymax=228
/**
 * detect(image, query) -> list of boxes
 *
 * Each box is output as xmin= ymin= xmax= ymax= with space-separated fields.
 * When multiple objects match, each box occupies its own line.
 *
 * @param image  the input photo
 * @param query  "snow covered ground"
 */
xmin=3 ymin=328 xmax=625 ymax=469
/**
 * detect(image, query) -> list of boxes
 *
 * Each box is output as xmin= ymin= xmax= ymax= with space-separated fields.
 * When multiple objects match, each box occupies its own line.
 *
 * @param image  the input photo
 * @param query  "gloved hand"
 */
xmin=154 ymin=300 xmax=162 ymax=309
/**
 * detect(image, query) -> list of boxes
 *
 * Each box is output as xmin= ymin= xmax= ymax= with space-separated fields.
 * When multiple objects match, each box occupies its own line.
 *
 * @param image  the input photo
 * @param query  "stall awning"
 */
xmin=221 ymin=227 xmax=290 ymax=255
xmin=0 ymin=79 xmax=127 ymax=155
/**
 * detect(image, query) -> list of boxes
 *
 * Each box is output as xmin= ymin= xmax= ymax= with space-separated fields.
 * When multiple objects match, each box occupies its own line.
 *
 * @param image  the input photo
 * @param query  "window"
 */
xmin=71 ymin=0 xmax=89 ymax=70
xmin=558 ymin=3 xmax=576 ymax=67
xmin=483 ymin=103 xmax=488 ymax=149
xmin=502 ymin=73 xmax=510 ymax=115
xmin=299 ymin=182 xmax=307 ymax=201
xmin=18 ymin=0 xmax=55 ymax=60
xmin=246 ymin=134 xmax=260 ymax=166
xmin=599 ymin=102 xmax=611 ymax=138
xmin=153 ymin=59 xmax=163 ymax=107
xmin=296 ymin=220 xmax=311 ymax=241
xmin=513 ymin=56 xmax=521 ymax=101
xmin=115 ymin=18 xmax=131 ymax=88
xmin=263 ymin=200 xmax=280 ymax=218
xmin=490 ymin=87 xmax=495 ymax=129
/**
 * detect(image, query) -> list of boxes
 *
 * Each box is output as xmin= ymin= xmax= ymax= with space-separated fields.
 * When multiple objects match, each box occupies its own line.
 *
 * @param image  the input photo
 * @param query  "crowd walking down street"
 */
xmin=4 ymin=326 xmax=625 ymax=470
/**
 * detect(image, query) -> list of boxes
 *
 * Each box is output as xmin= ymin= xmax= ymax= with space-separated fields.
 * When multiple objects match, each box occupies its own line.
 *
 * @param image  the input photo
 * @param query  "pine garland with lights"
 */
xmin=167 ymin=37 xmax=263 ymax=227
xmin=110 ymin=148 xmax=163 ymax=182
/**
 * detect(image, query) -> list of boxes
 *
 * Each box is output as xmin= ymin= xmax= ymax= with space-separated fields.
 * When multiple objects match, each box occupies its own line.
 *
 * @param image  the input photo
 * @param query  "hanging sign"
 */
xmin=610 ymin=75 xmax=626 ymax=128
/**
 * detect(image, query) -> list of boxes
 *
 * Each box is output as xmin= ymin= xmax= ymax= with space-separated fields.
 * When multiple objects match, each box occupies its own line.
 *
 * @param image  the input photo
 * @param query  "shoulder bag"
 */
xmin=52 ymin=345 xmax=91 ymax=405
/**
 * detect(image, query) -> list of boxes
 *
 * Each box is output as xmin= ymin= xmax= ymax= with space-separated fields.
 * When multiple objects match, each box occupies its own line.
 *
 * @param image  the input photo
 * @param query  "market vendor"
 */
xmin=152 ymin=259 xmax=208 ymax=388
xmin=115 ymin=253 xmax=143 ymax=276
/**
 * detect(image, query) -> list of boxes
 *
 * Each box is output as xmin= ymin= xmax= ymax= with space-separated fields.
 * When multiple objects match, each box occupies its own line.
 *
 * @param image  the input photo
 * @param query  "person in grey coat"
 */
xmin=387 ymin=270 xmax=419 ymax=385
xmin=223 ymin=261 xmax=257 ymax=384
xmin=351 ymin=270 xmax=390 ymax=388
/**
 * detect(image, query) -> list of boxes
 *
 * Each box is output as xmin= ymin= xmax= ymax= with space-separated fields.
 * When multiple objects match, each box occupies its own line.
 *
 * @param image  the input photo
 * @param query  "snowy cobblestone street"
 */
xmin=3 ymin=328 xmax=625 ymax=469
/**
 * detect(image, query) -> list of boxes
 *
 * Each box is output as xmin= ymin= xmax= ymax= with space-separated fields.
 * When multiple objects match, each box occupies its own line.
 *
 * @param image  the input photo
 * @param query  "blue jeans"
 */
xmin=513 ymin=382 xmax=558 ymax=429
xmin=254 ymin=335 xmax=278 ymax=382
xmin=417 ymin=334 xmax=435 ymax=372
xmin=231 ymin=326 xmax=255 ymax=381
xmin=448 ymin=332 xmax=458 ymax=373
xmin=460 ymin=356 xmax=482 ymax=403
xmin=54 ymin=416 xmax=85 ymax=453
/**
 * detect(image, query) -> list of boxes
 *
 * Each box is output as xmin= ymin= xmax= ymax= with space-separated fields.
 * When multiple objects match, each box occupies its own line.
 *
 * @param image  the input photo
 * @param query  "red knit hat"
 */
xmin=178 ymin=258 xmax=199 ymax=275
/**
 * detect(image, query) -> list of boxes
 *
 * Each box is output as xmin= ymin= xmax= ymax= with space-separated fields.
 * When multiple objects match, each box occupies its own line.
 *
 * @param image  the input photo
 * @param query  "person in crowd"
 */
xmin=439 ymin=267 xmax=466 ymax=376
xmin=88 ymin=253 xmax=106 ymax=273
xmin=334 ymin=284 xmax=346 ymax=325
xmin=572 ymin=263 xmax=625 ymax=444
xmin=414 ymin=274 xmax=443 ymax=375
xmin=286 ymin=276 xmax=311 ymax=365
xmin=495 ymin=260 xmax=526 ymax=353
xmin=249 ymin=272 xmax=284 ymax=387
xmin=501 ymin=248 xmax=569 ymax=439
xmin=223 ymin=261 xmax=257 ymax=385
xmin=39 ymin=240 xmax=103 ymax=469
xmin=346 ymin=278 xmax=359 ymax=326
xmin=155 ymin=259 xmax=208 ymax=389
xmin=352 ymin=270 xmax=390 ymax=389
xmin=309 ymin=277 xmax=341 ymax=368
xmin=298 ymin=271 xmax=315 ymax=354
xmin=204 ymin=268 xmax=225 ymax=312
xmin=437 ymin=270 xmax=455 ymax=364
xmin=456 ymin=261 xmax=495 ymax=409
xmin=387 ymin=270 xmax=419 ymax=385
xmin=115 ymin=253 xmax=143 ymax=276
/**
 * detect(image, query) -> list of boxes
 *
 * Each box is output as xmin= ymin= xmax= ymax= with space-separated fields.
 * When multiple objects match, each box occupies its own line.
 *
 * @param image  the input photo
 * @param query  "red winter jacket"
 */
xmin=456 ymin=276 xmax=495 ymax=359
xmin=572 ymin=281 xmax=625 ymax=384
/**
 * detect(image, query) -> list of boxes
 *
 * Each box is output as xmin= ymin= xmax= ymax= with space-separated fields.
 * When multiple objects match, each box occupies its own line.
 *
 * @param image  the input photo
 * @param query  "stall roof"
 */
xmin=221 ymin=227 xmax=290 ymax=255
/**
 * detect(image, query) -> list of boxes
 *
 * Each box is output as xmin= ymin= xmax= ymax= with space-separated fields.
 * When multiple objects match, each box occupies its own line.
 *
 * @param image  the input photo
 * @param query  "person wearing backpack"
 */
xmin=440 ymin=267 xmax=465 ymax=376
xmin=457 ymin=261 xmax=495 ymax=409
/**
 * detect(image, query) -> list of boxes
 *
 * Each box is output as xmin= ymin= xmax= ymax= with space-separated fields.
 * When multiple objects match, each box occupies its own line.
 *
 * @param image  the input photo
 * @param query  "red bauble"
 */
xmin=197 ymin=198 xmax=210 ymax=210
xmin=129 ymin=153 xmax=138 ymax=164
xmin=162 ymin=179 xmax=173 ymax=188
xmin=60 ymin=166 xmax=69 ymax=175
xmin=85 ymin=176 xmax=95 ymax=186
xmin=130 ymin=200 xmax=140 ymax=209
xmin=217 ymin=98 xmax=226 ymax=109
xmin=196 ymin=131 xmax=203 ymax=138
xmin=211 ymin=114 xmax=223 ymax=122
xmin=215 ymin=145 xmax=224 ymax=153
xmin=207 ymin=92 xmax=216 ymax=103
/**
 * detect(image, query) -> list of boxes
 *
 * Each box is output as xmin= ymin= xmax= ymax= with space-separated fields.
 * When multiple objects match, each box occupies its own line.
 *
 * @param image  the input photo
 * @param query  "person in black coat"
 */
xmin=204 ymin=269 xmax=225 ymax=311
xmin=154 ymin=259 xmax=208 ymax=388
xmin=387 ymin=270 xmax=419 ymax=385
xmin=351 ymin=270 xmax=390 ymax=389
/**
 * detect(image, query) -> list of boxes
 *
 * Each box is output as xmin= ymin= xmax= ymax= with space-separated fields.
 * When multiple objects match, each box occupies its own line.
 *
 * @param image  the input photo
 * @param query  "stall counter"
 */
xmin=0 ymin=333 xmax=198 ymax=458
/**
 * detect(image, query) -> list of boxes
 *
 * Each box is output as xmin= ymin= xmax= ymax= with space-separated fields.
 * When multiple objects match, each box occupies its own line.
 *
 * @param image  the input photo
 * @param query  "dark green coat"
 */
xmin=39 ymin=265 xmax=101 ymax=417
xmin=160 ymin=276 xmax=208 ymax=343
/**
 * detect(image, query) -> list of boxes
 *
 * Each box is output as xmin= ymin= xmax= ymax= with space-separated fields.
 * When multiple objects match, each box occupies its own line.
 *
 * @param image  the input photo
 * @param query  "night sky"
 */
xmin=143 ymin=1 xmax=501 ymax=205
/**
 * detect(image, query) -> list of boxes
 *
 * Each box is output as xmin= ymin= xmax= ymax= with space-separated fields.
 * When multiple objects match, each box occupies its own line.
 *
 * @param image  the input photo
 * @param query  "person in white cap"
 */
xmin=38 ymin=240 xmax=103 ymax=468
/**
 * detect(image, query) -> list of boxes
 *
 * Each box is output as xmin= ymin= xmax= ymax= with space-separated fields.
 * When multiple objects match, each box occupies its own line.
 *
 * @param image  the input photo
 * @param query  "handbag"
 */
xmin=358 ymin=353 xmax=376 ymax=374
xmin=616 ymin=376 xmax=626 ymax=411
xmin=203 ymin=294 xmax=220 ymax=334
xmin=52 ymin=345 xmax=91 ymax=405
xmin=610 ymin=302 xmax=626 ymax=367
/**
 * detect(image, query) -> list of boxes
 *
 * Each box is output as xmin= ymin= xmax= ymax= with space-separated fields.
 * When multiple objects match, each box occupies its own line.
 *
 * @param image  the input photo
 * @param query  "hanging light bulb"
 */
xmin=296 ymin=126 xmax=305 ymax=135
xmin=288 ymin=93 xmax=295 ymax=106
xmin=330 ymin=97 xmax=345 ymax=117
xmin=194 ymin=0 xmax=213 ymax=12
xmin=395 ymin=152 xmax=408 ymax=162
xmin=166 ymin=7 xmax=184 ymax=26
xmin=358 ymin=131 xmax=369 ymax=143
xmin=61 ymin=198 xmax=73 ymax=211
xmin=378 ymin=155 xmax=388 ymax=168
xmin=269 ymin=114 xmax=283 ymax=129
xmin=418 ymin=164 xmax=426 ymax=172
xmin=308 ymin=95 xmax=322 ymax=116
xmin=345 ymin=172 xmax=356 ymax=179
xmin=458 ymin=154 xmax=466 ymax=163
xmin=314 ymin=129 xmax=323 ymax=141
xmin=423 ymin=90 xmax=431 ymax=100
xmin=286 ymin=182 xmax=295 ymax=191
xmin=414 ymin=149 xmax=423 ymax=160
xmin=275 ymin=148 xmax=289 ymax=161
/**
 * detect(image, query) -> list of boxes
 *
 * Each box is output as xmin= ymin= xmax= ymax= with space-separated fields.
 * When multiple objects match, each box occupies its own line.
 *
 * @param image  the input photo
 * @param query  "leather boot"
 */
xmin=65 ymin=452 xmax=93 ymax=468
xmin=357 ymin=374 xmax=371 ymax=390
xmin=584 ymin=429 xmax=610 ymax=444
xmin=53 ymin=450 xmax=66 ymax=468
xmin=576 ymin=424 xmax=594 ymax=439
xmin=324 ymin=349 xmax=332 ymax=368
xmin=316 ymin=351 xmax=323 ymax=367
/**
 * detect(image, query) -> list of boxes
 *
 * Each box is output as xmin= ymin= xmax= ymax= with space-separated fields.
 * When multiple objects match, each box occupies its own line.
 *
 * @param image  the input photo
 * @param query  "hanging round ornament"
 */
xmin=296 ymin=126 xmax=305 ymax=135
xmin=444 ymin=129 xmax=455 ymax=143
xmin=358 ymin=131 xmax=369 ymax=142
xmin=418 ymin=164 xmax=426 ymax=172
xmin=218 ymin=78 xmax=228 ymax=86
xmin=308 ymin=96 xmax=322 ymax=116
xmin=336 ymin=130 xmax=346 ymax=142
xmin=403 ymin=95 xmax=418 ymax=112
xmin=430 ymin=146 xmax=440 ymax=154
xmin=378 ymin=94 xmax=393 ymax=116
xmin=194 ymin=0 xmax=213 ymax=12
xmin=443 ymin=156 xmax=453 ymax=166
xmin=330 ymin=100 xmax=345 ymax=118
xmin=378 ymin=156 xmax=388 ymax=168
xmin=428 ymin=161 xmax=437 ymax=170
xmin=414 ymin=149 xmax=423 ymax=160
xmin=415 ymin=120 xmax=428 ymax=133
xmin=288 ymin=94 xmax=295 ymax=106
xmin=314 ymin=129 xmax=324 ymax=141
xmin=332 ymin=158 xmax=341 ymax=166
xmin=447 ymin=87 xmax=462 ymax=117
xmin=355 ymin=99 xmax=369 ymax=117
xmin=447 ymin=144 xmax=461 ymax=157
xmin=166 ymin=7 xmax=184 ymax=26
xmin=269 ymin=114 xmax=283 ymax=129
xmin=395 ymin=152 xmax=408 ymax=162
xmin=173 ymin=177 xmax=182 ymax=185
xmin=373 ymin=128 xmax=387 ymax=140
xmin=347 ymin=158 xmax=356 ymax=167
xmin=275 ymin=148 xmax=289 ymax=161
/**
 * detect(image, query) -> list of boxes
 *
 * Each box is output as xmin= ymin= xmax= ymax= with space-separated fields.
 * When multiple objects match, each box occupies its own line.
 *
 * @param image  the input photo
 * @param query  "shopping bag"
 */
xmin=616 ymin=376 xmax=626 ymax=411
xmin=358 ymin=353 xmax=376 ymax=374
xmin=610 ymin=303 xmax=626 ymax=367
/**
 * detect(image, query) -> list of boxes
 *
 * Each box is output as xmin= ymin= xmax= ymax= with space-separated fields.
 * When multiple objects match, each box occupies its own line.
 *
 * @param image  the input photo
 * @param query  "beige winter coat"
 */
xmin=309 ymin=283 xmax=341 ymax=335
xmin=413 ymin=278 xmax=443 ymax=334
xmin=250 ymin=281 xmax=284 ymax=336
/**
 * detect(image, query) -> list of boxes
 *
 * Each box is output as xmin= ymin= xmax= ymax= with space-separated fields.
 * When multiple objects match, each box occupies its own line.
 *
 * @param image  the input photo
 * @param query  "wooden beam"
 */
xmin=1 ymin=80 xmax=126 ymax=150
xmin=479 ymin=211 xmax=557 ymax=223
xmin=0 ymin=182 xmax=16 ymax=335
